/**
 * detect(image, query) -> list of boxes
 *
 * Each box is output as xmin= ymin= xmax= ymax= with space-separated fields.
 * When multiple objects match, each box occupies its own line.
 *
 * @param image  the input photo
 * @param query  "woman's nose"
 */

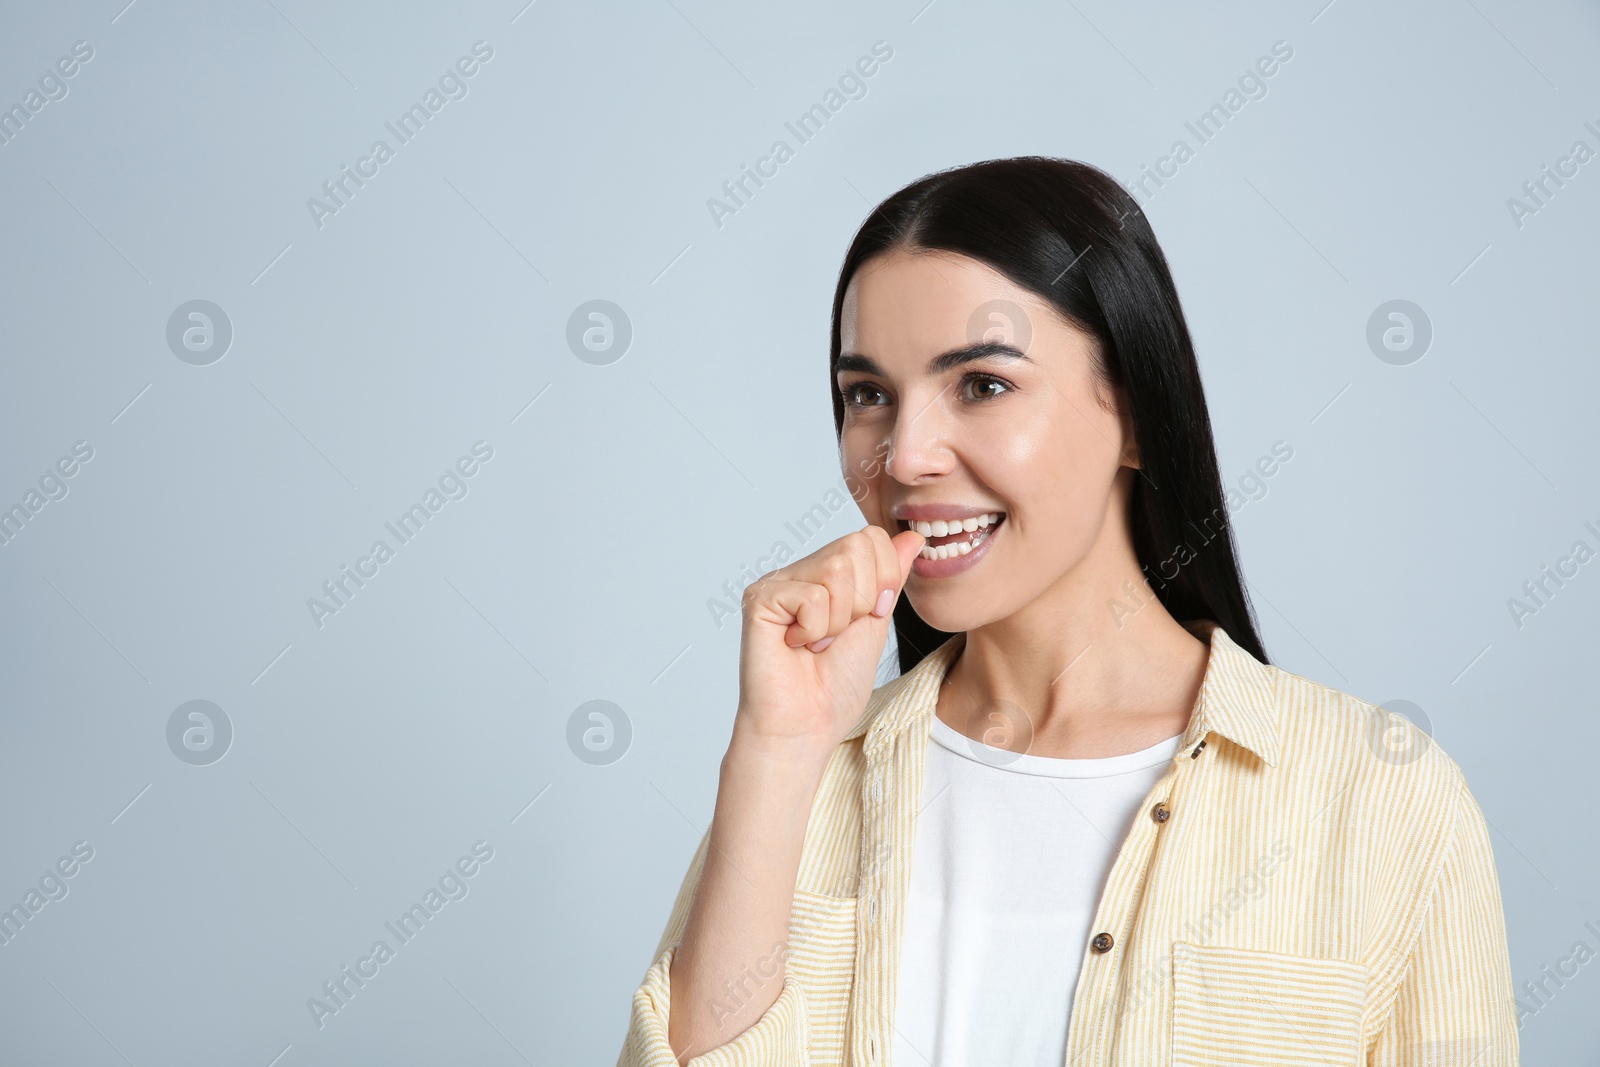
xmin=884 ymin=402 xmax=955 ymax=483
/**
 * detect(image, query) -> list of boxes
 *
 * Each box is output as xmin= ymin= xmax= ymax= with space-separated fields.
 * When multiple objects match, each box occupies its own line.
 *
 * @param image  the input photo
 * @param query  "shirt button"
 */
xmin=866 ymin=896 xmax=878 ymax=923
xmin=1091 ymin=931 xmax=1115 ymax=953
xmin=1152 ymin=802 xmax=1170 ymax=823
xmin=1189 ymin=739 xmax=1207 ymax=759
xmin=871 ymin=777 xmax=883 ymax=804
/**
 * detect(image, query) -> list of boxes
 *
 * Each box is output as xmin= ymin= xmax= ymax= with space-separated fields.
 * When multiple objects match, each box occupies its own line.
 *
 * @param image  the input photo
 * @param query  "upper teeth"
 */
xmin=907 ymin=512 xmax=1002 ymax=537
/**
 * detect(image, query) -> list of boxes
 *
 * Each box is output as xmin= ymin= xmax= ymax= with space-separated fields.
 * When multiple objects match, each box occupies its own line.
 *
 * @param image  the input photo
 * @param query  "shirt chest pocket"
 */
xmin=1170 ymin=941 xmax=1368 ymax=1067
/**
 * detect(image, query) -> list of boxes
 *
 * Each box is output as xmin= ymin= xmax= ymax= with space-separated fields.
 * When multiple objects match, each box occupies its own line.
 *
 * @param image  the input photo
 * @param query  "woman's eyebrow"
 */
xmin=836 ymin=341 xmax=1033 ymax=378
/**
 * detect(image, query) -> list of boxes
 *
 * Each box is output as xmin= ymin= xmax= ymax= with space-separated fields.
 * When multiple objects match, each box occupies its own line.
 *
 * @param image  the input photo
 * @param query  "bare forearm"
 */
xmin=666 ymin=730 xmax=830 ymax=1063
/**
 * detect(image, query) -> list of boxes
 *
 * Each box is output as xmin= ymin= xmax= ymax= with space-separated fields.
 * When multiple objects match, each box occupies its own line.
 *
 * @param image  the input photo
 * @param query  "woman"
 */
xmin=617 ymin=157 xmax=1518 ymax=1066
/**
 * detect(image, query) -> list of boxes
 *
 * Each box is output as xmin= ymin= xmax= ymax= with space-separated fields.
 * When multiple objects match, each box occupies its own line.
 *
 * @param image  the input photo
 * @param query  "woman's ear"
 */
xmin=1113 ymin=385 xmax=1140 ymax=470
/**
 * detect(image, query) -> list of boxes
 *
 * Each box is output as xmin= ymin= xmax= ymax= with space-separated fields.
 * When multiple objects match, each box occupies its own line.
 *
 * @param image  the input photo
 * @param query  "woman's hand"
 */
xmin=661 ymin=524 xmax=920 ymax=1061
xmin=733 ymin=523 xmax=925 ymax=762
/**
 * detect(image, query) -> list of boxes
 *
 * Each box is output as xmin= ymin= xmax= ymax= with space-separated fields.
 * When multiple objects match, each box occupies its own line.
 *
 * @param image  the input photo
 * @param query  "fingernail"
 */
xmin=873 ymin=589 xmax=894 ymax=617
xmin=811 ymin=636 xmax=834 ymax=651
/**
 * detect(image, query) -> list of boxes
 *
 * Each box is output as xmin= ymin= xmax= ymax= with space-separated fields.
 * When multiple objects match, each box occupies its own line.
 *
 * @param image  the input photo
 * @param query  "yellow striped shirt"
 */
xmin=619 ymin=621 xmax=1519 ymax=1066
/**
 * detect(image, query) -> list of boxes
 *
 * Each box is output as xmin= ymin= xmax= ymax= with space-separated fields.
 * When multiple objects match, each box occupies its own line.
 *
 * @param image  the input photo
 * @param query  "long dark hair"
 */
xmin=828 ymin=156 xmax=1269 ymax=676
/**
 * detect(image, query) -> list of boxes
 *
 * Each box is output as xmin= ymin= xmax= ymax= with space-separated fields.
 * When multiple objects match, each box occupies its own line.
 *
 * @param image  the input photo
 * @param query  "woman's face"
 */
xmin=837 ymin=247 xmax=1139 ymax=632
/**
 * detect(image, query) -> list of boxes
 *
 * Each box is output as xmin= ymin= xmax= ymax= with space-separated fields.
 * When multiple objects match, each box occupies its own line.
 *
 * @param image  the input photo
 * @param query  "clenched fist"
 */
xmin=733 ymin=524 xmax=925 ymax=763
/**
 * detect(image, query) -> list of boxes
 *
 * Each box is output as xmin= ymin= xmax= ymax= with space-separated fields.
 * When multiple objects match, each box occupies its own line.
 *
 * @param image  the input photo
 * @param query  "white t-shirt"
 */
xmin=891 ymin=712 xmax=1183 ymax=1067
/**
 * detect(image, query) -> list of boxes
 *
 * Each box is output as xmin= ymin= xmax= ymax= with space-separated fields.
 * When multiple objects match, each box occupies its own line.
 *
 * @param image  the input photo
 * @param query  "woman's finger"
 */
xmin=745 ymin=578 xmax=831 ymax=647
xmin=861 ymin=523 xmax=903 ymax=617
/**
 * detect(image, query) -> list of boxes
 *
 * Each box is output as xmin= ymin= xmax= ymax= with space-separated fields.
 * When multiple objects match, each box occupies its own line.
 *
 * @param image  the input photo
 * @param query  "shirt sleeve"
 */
xmin=616 ymin=827 xmax=813 ymax=1067
xmin=1369 ymin=779 xmax=1521 ymax=1067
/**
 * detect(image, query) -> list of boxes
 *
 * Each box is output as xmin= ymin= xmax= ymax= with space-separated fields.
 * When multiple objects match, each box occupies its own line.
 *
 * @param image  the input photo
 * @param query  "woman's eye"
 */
xmin=962 ymin=374 xmax=1009 ymax=401
xmin=840 ymin=377 xmax=1008 ymax=407
xmin=840 ymin=382 xmax=886 ymax=407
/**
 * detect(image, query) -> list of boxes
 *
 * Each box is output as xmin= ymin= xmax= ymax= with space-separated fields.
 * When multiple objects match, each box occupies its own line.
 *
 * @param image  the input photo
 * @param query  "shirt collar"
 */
xmin=845 ymin=619 xmax=1281 ymax=768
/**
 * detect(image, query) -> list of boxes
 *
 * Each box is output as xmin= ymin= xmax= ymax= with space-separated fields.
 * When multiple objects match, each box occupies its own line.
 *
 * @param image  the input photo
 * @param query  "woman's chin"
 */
xmin=904 ymin=596 xmax=998 ymax=637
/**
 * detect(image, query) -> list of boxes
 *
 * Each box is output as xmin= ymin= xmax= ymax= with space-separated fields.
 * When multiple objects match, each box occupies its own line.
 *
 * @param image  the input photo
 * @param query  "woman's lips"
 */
xmin=904 ymin=514 xmax=1005 ymax=578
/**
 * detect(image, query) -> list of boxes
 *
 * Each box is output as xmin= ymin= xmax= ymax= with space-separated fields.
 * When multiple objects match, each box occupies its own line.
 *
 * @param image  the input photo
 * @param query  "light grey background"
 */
xmin=1 ymin=0 xmax=1595 ymax=1063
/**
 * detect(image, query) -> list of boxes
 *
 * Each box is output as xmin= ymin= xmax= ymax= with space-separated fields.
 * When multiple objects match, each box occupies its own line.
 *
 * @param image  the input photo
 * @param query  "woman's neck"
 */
xmin=934 ymin=581 xmax=1210 ymax=761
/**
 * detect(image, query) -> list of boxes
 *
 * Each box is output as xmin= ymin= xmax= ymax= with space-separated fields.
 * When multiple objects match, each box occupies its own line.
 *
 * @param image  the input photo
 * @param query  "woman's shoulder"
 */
xmin=1263 ymin=659 xmax=1471 ymax=803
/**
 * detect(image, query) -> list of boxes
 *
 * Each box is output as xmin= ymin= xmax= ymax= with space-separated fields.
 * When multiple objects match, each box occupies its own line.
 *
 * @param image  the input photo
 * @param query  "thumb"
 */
xmin=827 ymin=528 xmax=922 ymax=658
xmin=890 ymin=528 xmax=924 ymax=599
